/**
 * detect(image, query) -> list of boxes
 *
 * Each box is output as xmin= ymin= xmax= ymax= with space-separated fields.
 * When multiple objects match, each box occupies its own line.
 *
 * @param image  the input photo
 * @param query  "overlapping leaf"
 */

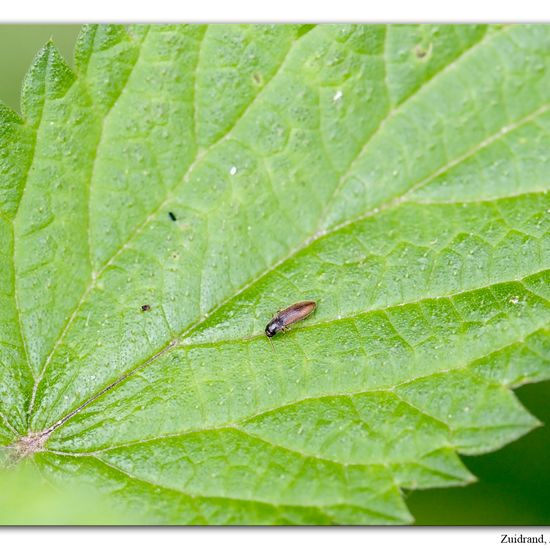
xmin=0 ymin=24 xmax=549 ymax=524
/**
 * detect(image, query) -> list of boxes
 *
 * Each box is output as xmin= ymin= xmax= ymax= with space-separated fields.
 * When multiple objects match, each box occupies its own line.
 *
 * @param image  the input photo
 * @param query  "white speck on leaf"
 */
xmin=230 ymin=166 xmax=237 ymax=175
xmin=333 ymin=90 xmax=343 ymax=101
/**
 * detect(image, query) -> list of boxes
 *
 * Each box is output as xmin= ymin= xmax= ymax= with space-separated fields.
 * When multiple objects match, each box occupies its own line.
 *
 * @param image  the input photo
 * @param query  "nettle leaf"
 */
xmin=1 ymin=24 xmax=549 ymax=525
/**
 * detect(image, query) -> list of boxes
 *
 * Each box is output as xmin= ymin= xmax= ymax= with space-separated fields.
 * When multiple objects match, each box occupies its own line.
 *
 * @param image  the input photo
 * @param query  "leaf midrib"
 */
xmin=181 ymin=266 xmax=550 ymax=347
xmin=45 ymin=317 xmax=547 ymax=458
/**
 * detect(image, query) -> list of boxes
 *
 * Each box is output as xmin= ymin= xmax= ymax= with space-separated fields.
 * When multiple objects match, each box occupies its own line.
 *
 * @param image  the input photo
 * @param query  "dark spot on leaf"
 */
xmin=252 ymin=72 xmax=262 ymax=86
xmin=168 ymin=211 xmax=176 ymax=221
xmin=141 ymin=304 xmax=151 ymax=311
xmin=414 ymin=43 xmax=432 ymax=60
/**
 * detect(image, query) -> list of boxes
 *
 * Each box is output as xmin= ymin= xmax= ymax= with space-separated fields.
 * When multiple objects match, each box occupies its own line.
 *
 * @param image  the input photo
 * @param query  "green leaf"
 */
xmin=1 ymin=24 xmax=549 ymax=525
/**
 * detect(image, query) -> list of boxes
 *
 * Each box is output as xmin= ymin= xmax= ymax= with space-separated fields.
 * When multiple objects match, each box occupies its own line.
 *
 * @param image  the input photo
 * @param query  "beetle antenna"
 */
xmin=267 ymin=336 xmax=275 ymax=353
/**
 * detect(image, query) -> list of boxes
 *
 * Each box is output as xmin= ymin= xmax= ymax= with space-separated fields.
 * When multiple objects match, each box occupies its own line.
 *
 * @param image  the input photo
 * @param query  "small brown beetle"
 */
xmin=265 ymin=301 xmax=316 ymax=340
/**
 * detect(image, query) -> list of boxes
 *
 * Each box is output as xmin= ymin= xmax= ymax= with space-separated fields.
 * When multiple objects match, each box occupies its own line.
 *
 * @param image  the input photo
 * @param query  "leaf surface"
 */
xmin=1 ymin=24 xmax=549 ymax=525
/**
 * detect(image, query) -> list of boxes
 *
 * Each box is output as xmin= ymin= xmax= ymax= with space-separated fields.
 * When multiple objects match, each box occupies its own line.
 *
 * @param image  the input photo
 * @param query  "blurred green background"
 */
xmin=0 ymin=24 xmax=548 ymax=525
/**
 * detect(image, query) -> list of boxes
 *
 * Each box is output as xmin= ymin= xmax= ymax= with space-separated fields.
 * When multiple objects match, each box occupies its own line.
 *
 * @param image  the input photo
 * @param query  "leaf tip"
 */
xmin=20 ymin=40 xmax=76 ymax=125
